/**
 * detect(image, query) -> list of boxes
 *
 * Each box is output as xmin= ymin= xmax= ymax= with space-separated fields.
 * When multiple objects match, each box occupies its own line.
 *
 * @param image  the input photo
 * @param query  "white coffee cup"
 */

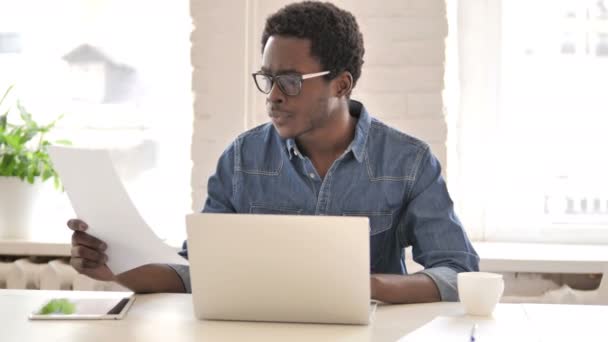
xmin=458 ymin=272 xmax=504 ymax=316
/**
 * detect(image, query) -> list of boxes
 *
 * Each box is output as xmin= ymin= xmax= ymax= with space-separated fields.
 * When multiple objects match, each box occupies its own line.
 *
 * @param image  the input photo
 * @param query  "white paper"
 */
xmin=398 ymin=314 xmax=538 ymax=342
xmin=49 ymin=146 xmax=188 ymax=274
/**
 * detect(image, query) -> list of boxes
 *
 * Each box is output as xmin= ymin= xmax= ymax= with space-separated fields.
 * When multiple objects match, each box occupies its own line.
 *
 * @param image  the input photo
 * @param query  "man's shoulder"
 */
xmin=367 ymin=117 xmax=430 ymax=155
xmin=359 ymin=115 xmax=433 ymax=183
xmin=236 ymin=122 xmax=276 ymax=142
xmin=216 ymin=123 xmax=278 ymax=160
xmin=231 ymin=122 xmax=282 ymax=157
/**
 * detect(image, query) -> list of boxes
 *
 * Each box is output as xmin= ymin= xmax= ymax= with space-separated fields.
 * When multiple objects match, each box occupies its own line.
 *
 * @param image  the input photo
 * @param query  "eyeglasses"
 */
xmin=252 ymin=71 xmax=330 ymax=96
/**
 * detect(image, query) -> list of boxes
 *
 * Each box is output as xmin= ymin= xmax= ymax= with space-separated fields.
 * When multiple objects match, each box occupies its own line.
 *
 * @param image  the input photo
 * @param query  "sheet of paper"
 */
xmin=398 ymin=313 xmax=538 ymax=342
xmin=49 ymin=146 xmax=188 ymax=274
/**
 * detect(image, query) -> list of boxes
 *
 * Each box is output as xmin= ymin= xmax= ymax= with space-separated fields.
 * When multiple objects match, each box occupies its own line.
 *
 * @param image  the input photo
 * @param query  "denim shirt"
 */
xmin=170 ymin=100 xmax=479 ymax=301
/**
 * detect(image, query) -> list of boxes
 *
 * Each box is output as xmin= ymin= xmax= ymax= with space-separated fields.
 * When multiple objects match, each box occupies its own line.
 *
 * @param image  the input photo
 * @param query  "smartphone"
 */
xmin=28 ymin=295 xmax=135 ymax=320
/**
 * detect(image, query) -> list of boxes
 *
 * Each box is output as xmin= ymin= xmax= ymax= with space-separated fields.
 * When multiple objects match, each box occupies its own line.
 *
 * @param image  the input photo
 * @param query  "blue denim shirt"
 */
xmin=170 ymin=100 xmax=479 ymax=301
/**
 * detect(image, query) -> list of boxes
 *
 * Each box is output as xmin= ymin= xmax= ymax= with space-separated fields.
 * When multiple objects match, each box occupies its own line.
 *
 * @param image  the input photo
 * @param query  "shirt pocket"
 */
xmin=249 ymin=203 xmax=304 ymax=215
xmin=342 ymin=211 xmax=393 ymax=236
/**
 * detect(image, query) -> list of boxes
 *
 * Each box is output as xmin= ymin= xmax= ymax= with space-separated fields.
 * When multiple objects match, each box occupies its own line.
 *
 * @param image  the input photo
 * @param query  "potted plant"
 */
xmin=0 ymin=85 xmax=70 ymax=239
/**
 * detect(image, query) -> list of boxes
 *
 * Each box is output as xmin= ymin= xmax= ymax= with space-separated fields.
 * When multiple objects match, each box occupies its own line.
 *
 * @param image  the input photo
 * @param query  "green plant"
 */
xmin=0 ymin=85 xmax=70 ymax=188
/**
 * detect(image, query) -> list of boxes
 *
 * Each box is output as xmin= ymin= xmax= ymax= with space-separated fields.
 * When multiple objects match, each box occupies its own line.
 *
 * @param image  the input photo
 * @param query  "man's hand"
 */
xmin=67 ymin=218 xmax=186 ymax=293
xmin=67 ymin=218 xmax=115 ymax=282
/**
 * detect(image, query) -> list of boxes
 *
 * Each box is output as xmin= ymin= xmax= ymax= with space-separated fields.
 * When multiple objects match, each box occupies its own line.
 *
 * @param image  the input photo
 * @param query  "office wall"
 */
xmin=190 ymin=0 xmax=449 ymax=210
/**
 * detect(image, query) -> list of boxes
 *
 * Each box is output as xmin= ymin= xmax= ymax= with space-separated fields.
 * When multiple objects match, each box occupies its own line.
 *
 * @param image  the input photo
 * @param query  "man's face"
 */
xmin=260 ymin=36 xmax=337 ymax=139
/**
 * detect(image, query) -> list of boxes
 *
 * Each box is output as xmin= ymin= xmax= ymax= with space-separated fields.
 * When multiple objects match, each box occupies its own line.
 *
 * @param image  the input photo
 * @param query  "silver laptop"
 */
xmin=185 ymin=213 xmax=372 ymax=325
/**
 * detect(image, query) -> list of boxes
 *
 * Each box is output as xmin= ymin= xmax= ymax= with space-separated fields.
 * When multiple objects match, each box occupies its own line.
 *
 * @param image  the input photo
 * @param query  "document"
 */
xmin=398 ymin=314 xmax=538 ymax=342
xmin=49 ymin=146 xmax=189 ymax=274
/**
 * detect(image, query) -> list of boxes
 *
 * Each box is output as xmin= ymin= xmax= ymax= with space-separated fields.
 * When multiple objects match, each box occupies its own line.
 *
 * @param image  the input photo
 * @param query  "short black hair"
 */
xmin=261 ymin=1 xmax=365 ymax=89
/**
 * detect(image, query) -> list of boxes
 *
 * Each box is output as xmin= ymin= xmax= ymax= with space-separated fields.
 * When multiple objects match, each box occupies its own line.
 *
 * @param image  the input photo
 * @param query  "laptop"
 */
xmin=185 ymin=213 xmax=374 ymax=325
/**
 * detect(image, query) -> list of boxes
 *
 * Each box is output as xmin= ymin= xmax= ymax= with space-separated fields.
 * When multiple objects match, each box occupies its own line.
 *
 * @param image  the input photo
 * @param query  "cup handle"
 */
xmin=497 ymin=280 xmax=505 ymax=301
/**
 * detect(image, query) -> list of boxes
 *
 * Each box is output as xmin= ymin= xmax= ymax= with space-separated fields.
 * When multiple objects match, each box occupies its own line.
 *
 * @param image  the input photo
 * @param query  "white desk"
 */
xmin=2 ymin=289 xmax=607 ymax=342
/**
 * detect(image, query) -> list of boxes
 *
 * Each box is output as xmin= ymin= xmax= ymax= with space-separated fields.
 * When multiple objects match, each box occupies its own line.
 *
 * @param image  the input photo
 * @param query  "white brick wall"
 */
xmin=190 ymin=0 xmax=250 ymax=211
xmin=190 ymin=0 xmax=449 ymax=210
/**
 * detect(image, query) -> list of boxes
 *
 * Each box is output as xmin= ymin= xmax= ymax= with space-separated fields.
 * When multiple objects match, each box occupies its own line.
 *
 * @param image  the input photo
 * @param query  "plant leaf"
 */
xmin=45 ymin=113 xmax=65 ymax=130
xmin=0 ymin=113 xmax=7 ymax=132
xmin=54 ymin=139 xmax=72 ymax=146
xmin=4 ymin=134 xmax=21 ymax=150
xmin=0 ymin=85 xmax=13 ymax=107
xmin=42 ymin=167 xmax=53 ymax=181
xmin=17 ymin=101 xmax=36 ymax=127
xmin=19 ymin=130 xmax=38 ymax=145
xmin=27 ymin=172 xmax=35 ymax=184
xmin=54 ymin=176 xmax=61 ymax=190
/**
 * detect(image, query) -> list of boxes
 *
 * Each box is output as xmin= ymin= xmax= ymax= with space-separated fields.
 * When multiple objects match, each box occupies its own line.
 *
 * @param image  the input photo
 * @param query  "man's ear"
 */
xmin=333 ymin=71 xmax=353 ymax=98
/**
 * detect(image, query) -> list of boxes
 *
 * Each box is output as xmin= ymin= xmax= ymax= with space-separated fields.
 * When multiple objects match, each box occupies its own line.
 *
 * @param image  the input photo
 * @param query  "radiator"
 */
xmin=0 ymin=258 xmax=126 ymax=291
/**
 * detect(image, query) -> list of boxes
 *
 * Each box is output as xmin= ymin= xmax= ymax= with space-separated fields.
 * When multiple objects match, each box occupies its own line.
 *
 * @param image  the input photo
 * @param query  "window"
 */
xmin=0 ymin=0 xmax=192 ymax=243
xmin=451 ymin=0 xmax=608 ymax=243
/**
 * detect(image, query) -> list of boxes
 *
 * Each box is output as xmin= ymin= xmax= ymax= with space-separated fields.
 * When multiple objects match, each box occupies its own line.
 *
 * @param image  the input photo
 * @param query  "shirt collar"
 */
xmin=284 ymin=99 xmax=371 ymax=163
xmin=285 ymin=138 xmax=301 ymax=160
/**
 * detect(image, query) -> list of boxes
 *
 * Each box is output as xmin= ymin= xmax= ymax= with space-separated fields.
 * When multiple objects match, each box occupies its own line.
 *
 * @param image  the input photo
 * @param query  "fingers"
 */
xmin=70 ymin=257 xmax=102 ymax=271
xmin=71 ymin=245 xmax=107 ymax=264
xmin=67 ymin=219 xmax=88 ymax=232
xmin=71 ymin=231 xmax=107 ymax=251
xmin=70 ymin=245 xmax=108 ymax=274
xmin=67 ymin=218 xmax=113 ymax=279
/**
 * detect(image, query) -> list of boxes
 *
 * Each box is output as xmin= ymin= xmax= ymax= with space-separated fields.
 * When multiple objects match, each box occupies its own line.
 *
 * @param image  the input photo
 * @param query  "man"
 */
xmin=68 ymin=1 xmax=479 ymax=303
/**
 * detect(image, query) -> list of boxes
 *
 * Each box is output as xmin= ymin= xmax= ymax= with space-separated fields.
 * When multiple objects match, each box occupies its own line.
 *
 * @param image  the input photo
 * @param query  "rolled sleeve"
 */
xmin=167 ymin=264 xmax=192 ymax=294
xmin=167 ymin=240 xmax=192 ymax=293
xmin=399 ymin=146 xmax=479 ymax=301
xmin=418 ymin=266 xmax=459 ymax=301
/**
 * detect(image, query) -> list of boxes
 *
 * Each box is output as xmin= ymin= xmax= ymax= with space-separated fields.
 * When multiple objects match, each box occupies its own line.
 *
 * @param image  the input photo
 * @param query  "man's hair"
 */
xmin=261 ymin=1 xmax=365 ymax=88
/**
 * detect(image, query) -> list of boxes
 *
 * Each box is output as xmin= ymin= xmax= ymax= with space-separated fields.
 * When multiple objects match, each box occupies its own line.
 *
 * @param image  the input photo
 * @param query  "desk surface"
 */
xmin=2 ymin=289 xmax=607 ymax=342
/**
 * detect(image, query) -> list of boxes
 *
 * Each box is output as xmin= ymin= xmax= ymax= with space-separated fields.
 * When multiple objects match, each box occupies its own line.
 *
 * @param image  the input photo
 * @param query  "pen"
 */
xmin=469 ymin=323 xmax=478 ymax=342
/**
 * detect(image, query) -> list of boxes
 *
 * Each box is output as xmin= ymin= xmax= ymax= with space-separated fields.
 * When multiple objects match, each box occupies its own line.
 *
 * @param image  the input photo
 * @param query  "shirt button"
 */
xmin=309 ymin=173 xmax=315 ymax=179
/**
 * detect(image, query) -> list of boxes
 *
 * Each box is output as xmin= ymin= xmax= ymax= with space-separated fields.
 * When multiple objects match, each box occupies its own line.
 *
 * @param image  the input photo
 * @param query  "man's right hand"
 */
xmin=67 ymin=218 xmax=115 ymax=282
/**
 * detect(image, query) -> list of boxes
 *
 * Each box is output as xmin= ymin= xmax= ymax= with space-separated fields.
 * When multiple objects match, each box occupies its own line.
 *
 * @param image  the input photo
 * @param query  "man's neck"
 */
xmin=296 ymin=103 xmax=357 ymax=177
